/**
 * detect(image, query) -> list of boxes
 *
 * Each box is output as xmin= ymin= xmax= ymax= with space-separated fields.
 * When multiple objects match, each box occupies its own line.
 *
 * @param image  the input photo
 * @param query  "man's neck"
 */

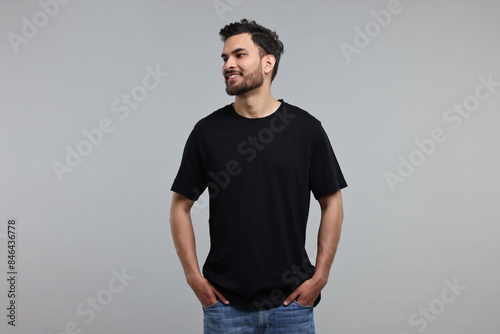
xmin=232 ymin=88 xmax=281 ymax=119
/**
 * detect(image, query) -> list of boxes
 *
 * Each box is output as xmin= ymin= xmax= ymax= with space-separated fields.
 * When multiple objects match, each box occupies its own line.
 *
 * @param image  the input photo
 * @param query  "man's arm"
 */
xmin=169 ymin=192 xmax=229 ymax=306
xmin=283 ymin=189 xmax=344 ymax=306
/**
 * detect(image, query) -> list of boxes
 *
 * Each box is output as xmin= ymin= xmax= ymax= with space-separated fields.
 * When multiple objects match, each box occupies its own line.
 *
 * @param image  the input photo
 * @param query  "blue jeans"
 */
xmin=202 ymin=300 xmax=315 ymax=334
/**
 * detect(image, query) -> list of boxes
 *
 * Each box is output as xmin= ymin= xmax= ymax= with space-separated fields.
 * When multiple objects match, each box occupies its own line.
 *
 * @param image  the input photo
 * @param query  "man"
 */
xmin=170 ymin=19 xmax=347 ymax=333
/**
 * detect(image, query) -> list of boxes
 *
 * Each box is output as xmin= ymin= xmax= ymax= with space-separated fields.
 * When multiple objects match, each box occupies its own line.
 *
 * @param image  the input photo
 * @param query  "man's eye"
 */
xmin=222 ymin=58 xmax=227 ymax=63
xmin=237 ymin=53 xmax=245 ymax=57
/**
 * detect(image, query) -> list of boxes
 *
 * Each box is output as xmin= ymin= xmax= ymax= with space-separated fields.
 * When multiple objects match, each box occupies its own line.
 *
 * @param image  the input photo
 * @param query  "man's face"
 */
xmin=221 ymin=33 xmax=265 ymax=96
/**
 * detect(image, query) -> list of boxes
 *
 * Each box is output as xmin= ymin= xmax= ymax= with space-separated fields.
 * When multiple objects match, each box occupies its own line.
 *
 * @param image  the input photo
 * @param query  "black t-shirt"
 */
xmin=171 ymin=100 xmax=347 ymax=310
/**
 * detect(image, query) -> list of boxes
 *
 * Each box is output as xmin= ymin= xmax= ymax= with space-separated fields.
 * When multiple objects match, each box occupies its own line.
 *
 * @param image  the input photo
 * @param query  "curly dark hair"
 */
xmin=219 ymin=19 xmax=284 ymax=82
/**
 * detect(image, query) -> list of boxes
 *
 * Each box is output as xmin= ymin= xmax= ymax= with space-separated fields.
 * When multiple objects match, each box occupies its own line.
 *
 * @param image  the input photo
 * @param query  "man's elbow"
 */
xmin=318 ymin=189 xmax=343 ymax=211
xmin=170 ymin=192 xmax=195 ymax=222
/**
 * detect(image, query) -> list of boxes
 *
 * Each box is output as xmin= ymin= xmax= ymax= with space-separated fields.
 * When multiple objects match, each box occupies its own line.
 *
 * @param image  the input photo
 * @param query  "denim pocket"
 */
xmin=293 ymin=300 xmax=314 ymax=309
xmin=202 ymin=300 xmax=221 ymax=310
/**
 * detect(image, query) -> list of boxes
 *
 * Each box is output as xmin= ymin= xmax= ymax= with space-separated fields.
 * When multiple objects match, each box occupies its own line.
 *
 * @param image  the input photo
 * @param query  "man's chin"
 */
xmin=225 ymin=85 xmax=245 ymax=96
xmin=226 ymin=82 xmax=238 ymax=96
xmin=225 ymin=80 xmax=262 ymax=96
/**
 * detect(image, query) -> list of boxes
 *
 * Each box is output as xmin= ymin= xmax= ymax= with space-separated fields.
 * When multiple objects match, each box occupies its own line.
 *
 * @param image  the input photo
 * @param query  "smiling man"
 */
xmin=170 ymin=19 xmax=347 ymax=334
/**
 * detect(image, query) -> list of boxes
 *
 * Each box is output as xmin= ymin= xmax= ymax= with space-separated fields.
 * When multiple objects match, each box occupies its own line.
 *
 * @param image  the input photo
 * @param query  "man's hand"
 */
xmin=283 ymin=276 xmax=327 ymax=306
xmin=187 ymin=273 xmax=230 ymax=307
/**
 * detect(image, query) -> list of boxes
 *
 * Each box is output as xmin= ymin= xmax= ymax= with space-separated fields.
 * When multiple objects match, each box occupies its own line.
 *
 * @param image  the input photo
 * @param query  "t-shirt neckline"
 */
xmin=228 ymin=99 xmax=285 ymax=123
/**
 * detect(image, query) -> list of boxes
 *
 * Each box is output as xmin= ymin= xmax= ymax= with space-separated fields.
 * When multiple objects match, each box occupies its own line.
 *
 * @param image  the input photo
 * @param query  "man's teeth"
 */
xmin=229 ymin=74 xmax=240 ymax=79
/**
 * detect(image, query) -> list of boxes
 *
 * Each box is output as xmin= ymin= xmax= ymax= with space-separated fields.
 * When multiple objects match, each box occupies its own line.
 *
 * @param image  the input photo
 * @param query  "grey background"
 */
xmin=1 ymin=0 xmax=499 ymax=333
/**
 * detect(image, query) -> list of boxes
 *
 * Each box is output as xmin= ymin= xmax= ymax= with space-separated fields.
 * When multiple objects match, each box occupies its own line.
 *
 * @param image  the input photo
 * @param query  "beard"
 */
xmin=225 ymin=63 xmax=264 ymax=96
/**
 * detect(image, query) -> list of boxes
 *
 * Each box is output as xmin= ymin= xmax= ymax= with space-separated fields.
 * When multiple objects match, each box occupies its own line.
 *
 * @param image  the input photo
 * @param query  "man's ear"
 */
xmin=263 ymin=54 xmax=276 ymax=76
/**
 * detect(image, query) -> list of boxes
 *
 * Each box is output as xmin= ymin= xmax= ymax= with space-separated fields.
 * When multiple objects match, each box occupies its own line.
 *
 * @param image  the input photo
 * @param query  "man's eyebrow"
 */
xmin=221 ymin=48 xmax=248 ymax=58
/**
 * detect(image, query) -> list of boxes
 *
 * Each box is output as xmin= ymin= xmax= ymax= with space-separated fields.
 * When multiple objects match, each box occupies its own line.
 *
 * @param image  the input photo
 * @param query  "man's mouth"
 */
xmin=226 ymin=73 xmax=241 ymax=81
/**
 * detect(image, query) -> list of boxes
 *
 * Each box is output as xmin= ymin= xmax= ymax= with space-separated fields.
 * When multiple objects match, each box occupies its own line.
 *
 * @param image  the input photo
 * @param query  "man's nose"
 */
xmin=224 ymin=57 xmax=236 ymax=71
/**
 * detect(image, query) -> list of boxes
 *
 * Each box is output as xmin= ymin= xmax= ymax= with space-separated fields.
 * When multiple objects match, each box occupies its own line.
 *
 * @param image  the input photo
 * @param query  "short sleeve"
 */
xmin=309 ymin=124 xmax=347 ymax=200
xmin=170 ymin=128 xmax=207 ymax=201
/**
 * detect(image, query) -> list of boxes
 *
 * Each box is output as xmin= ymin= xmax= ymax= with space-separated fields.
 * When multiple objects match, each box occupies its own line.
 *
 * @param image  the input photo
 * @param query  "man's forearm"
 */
xmin=170 ymin=200 xmax=229 ymax=305
xmin=282 ymin=190 xmax=344 ymax=306
xmin=169 ymin=206 xmax=202 ymax=281
xmin=313 ymin=190 xmax=344 ymax=284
